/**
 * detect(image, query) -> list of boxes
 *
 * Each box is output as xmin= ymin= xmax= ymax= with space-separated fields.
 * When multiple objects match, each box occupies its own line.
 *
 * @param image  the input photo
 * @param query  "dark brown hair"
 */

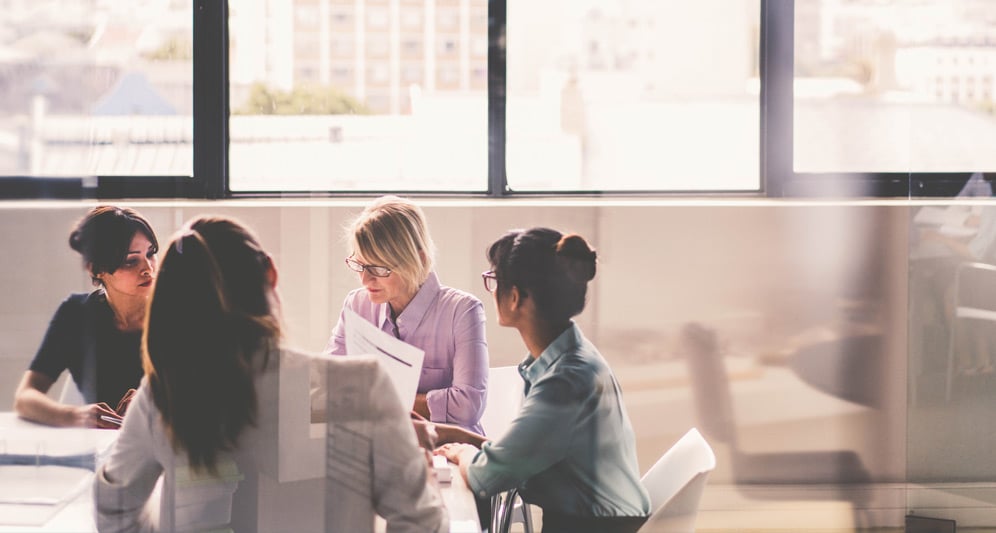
xmin=143 ymin=216 xmax=281 ymax=473
xmin=69 ymin=206 xmax=158 ymax=285
xmin=487 ymin=227 xmax=597 ymax=324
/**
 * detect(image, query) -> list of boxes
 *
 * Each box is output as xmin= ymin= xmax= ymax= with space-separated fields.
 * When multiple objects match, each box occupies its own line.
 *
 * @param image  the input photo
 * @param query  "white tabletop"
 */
xmin=0 ymin=413 xmax=480 ymax=533
xmin=0 ymin=413 xmax=108 ymax=532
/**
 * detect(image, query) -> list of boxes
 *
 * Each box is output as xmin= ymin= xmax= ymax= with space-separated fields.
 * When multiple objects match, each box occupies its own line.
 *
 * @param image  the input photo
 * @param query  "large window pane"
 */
xmin=506 ymin=0 xmax=761 ymax=192
xmin=795 ymin=0 xmax=996 ymax=174
xmin=0 ymin=0 xmax=193 ymax=178
xmin=228 ymin=0 xmax=488 ymax=193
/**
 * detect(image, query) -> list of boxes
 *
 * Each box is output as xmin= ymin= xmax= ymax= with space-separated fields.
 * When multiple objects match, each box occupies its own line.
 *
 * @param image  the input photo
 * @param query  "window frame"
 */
xmin=763 ymin=0 xmax=980 ymax=198
xmin=0 ymin=0 xmax=977 ymax=200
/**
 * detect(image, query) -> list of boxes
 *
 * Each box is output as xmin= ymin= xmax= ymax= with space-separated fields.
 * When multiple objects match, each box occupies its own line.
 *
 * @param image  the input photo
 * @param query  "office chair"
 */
xmin=638 ymin=427 xmax=716 ymax=533
xmin=156 ymin=455 xmax=243 ymax=533
xmin=58 ymin=378 xmax=85 ymax=406
xmin=945 ymin=261 xmax=996 ymax=401
xmin=680 ymin=322 xmax=872 ymax=528
xmin=481 ymin=366 xmax=533 ymax=533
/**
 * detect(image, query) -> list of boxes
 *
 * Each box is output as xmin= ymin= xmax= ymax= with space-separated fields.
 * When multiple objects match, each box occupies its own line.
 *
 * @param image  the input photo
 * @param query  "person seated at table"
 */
xmin=14 ymin=206 xmax=158 ymax=428
xmin=95 ymin=216 xmax=447 ymax=532
xmin=918 ymin=205 xmax=996 ymax=374
xmin=322 ymin=195 xmax=489 ymax=433
xmin=436 ymin=228 xmax=650 ymax=533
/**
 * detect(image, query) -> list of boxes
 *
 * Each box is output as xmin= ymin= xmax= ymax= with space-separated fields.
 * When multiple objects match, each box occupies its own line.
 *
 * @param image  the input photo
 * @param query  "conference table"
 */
xmin=789 ymin=334 xmax=884 ymax=408
xmin=0 ymin=413 xmax=480 ymax=532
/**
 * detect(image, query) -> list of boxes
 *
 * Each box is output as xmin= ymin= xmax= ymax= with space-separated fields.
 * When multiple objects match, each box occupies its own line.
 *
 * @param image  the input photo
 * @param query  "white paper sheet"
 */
xmin=913 ymin=205 xmax=971 ymax=226
xmin=343 ymin=308 xmax=425 ymax=409
xmin=0 ymin=466 xmax=92 ymax=526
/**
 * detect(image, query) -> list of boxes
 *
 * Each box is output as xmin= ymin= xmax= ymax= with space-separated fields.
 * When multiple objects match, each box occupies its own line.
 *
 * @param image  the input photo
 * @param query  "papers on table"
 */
xmin=0 ymin=414 xmax=117 ymax=527
xmin=0 ymin=465 xmax=92 ymax=526
xmin=0 ymin=420 xmax=116 ymax=470
xmin=343 ymin=308 xmax=425 ymax=409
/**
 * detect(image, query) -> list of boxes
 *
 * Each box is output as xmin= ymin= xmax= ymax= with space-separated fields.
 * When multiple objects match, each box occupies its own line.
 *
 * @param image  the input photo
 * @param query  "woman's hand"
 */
xmin=412 ymin=419 xmax=439 ymax=451
xmin=115 ymin=389 xmax=137 ymax=416
xmin=434 ymin=443 xmax=478 ymax=466
xmin=72 ymin=402 xmax=122 ymax=429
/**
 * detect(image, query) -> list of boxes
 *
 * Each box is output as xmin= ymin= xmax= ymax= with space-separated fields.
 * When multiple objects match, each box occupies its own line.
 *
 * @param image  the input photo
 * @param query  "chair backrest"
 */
xmin=480 ymin=366 xmax=525 ymax=440
xmin=58 ymin=378 xmax=85 ymax=406
xmin=158 ymin=452 xmax=243 ymax=533
xmin=639 ymin=428 xmax=716 ymax=533
xmin=680 ymin=323 xmax=737 ymax=445
xmin=954 ymin=262 xmax=996 ymax=318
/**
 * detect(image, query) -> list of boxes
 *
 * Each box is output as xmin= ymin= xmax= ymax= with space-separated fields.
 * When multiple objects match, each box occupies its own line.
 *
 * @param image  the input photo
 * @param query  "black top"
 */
xmin=29 ymin=291 xmax=144 ymax=406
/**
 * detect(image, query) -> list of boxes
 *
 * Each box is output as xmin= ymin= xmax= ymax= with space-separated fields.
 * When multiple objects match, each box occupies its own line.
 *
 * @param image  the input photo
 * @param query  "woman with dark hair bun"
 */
xmin=436 ymin=227 xmax=650 ymax=533
xmin=14 ymin=205 xmax=158 ymax=428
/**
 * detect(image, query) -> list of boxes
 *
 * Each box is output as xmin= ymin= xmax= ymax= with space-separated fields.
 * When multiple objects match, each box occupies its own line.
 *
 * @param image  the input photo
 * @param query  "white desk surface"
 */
xmin=0 ymin=413 xmax=106 ymax=532
xmin=436 ymin=463 xmax=483 ymax=533
xmin=0 ymin=413 xmax=480 ymax=533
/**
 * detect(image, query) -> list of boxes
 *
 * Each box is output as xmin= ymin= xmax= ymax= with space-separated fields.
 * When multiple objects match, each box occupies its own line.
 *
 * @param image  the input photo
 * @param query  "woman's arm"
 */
xmin=425 ymin=300 xmax=488 ymax=428
xmin=13 ymin=371 xmax=119 ymax=428
xmin=445 ymin=373 xmax=583 ymax=498
xmin=94 ymin=386 xmax=164 ymax=532
xmin=433 ymin=421 xmax=488 ymax=448
xmin=921 ymin=229 xmax=975 ymax=259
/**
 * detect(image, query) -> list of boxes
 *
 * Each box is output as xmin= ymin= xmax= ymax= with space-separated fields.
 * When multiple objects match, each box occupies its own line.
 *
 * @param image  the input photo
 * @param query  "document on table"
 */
xmin=343 ymin=308 xmax=424 ymax=409
xmin=0 ymin=465 xmax=92 ymax=526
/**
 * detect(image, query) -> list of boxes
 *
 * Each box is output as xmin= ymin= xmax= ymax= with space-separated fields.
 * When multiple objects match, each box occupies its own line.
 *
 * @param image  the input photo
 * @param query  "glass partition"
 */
xmin=794 ymin=0 xmax=996 ymax=175
xmin=0 ymin=200 xmax=922 ymax=530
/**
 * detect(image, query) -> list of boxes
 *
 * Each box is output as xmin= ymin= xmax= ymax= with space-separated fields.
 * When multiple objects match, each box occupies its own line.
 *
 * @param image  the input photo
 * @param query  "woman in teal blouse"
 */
xmin=437 ymin=227 xmax=650 ymax=533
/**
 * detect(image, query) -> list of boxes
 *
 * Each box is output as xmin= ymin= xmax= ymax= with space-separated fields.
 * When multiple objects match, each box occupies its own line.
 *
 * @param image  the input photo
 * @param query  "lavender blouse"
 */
xmin=325 ymin=272 xmax=488 ymax=433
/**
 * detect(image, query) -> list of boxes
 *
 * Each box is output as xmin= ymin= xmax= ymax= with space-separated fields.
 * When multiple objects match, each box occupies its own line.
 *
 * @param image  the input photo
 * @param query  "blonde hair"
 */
xmin=347 ymin=196 xmax=435 ymax=294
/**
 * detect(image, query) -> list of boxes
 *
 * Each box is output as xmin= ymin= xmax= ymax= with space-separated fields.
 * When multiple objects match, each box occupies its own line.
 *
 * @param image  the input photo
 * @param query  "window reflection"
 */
xmin=795 ymin=0 xmax=996 ymax=173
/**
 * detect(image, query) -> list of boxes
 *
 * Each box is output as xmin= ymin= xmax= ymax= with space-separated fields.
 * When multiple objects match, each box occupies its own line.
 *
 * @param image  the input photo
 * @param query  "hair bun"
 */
xmin=555 ymin=234 xmax=596 ymax=282
xmin=68 ymin=229 xmax=85 ymax=253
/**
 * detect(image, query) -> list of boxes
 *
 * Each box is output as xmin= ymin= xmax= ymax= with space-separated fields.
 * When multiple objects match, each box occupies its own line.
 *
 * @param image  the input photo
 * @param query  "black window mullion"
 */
xmin=760 ymin=0 xmax=793 ymax=198
xmin=193 ymin=0 xmax=228 ymax=199
xmin=487 ymin=0 xmax=507 ymax=197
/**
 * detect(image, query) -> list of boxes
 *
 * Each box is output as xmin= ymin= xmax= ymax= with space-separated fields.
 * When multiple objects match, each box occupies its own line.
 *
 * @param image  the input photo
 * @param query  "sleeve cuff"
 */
xmin=465 ymin=450 xmax=491 ymax=499
xmin=425 ymin=389 xmax=447 ymax=423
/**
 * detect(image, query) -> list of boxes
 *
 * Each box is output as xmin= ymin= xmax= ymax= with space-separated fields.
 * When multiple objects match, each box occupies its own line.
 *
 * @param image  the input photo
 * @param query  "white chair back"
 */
xmin=480 ymin=366 xmax=524 ymax=439
xmin=481 ymin=366 xmax=534 ymax=533
xmin=58 ymin=378 xmax=85 ymax=406
xmin=639 ymin=427 xmax=716 ymax=533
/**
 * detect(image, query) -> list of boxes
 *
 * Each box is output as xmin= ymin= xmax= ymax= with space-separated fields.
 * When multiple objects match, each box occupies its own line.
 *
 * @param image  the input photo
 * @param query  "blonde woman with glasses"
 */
xmin=325 ymin=196 xmax=489 ymax=434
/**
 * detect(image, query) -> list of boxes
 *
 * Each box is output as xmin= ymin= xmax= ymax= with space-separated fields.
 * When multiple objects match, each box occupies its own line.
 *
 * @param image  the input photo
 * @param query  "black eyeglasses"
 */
xmin=482 ymin=270 xmax=499 ymax=292
xmin=345 ymin=256 xmax=392 ymax=278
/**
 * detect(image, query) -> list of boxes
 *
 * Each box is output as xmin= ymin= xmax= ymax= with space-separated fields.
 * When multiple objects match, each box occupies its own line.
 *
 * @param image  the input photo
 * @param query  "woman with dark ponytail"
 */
xmin=95 ymin=216 xmax=447 ymax=532
xmin=436 ymin=228 xmax=650 ymax=533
